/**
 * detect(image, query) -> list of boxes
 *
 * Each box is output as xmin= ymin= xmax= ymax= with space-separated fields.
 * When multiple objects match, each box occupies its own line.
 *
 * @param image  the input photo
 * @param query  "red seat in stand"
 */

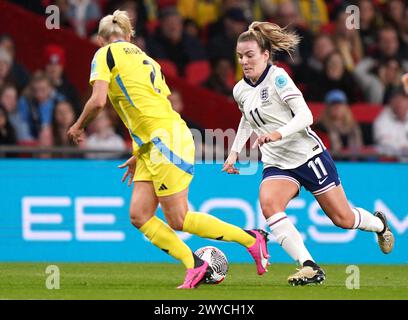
xmin=185 ymin=60 xmax=211 ymax=86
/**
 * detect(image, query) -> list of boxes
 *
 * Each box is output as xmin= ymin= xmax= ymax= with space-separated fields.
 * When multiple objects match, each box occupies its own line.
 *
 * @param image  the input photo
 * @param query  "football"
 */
xmin=194 ymin=246 xmax=229 ymax=284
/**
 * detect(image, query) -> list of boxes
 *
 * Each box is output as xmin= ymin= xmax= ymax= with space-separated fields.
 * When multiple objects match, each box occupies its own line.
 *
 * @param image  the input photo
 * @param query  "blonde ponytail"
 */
xmin=98 ymin=10 xmax=135 ymax=41
xmin=238 ymin=21 xmax=301 ymax=59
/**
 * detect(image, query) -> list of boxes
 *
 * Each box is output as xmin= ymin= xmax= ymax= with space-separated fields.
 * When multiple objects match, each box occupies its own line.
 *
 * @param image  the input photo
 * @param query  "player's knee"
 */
xmin=129 ymin=207 xmax=151 ymax=229
xmin=161 ymin=206 xmax=187 ymax=231
xmin=166 ymin=215 xmax=185 ymax=231
xmin=260 ymin=198 xmax=285 ymax=216
xmin=331 ymin=214 xmax=354 ymax=229
xmin=130 ymin=214 xmax=145 ymax=229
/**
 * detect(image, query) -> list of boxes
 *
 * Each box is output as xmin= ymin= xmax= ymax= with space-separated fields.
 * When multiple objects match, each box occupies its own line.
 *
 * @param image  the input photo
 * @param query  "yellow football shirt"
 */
xmin=89 ymin=40 xmax=185 ymax=152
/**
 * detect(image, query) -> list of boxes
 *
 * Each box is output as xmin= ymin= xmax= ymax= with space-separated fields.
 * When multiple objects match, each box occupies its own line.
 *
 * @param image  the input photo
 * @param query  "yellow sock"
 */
xmin=139 ymin=216 xmax=195 ymax=269
xmin=182 ymin=211 xmax=256 ymax=248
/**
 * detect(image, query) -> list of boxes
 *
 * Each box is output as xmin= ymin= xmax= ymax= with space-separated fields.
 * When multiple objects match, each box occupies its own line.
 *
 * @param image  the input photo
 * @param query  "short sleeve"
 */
xmin=273 ymin=69 xmax=302 ymax=103
xmin=89 ymin=47 xmax=111 ymax=85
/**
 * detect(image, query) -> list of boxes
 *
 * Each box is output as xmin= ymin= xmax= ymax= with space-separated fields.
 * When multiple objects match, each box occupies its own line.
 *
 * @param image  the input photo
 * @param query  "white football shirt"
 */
xmin=232 ymin=64 xmax=326 ymax=169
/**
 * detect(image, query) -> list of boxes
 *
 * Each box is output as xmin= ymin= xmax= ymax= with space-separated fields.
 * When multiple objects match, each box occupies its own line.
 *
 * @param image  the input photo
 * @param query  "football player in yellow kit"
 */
xmin=67 ymin=10 xmax=269 ymax=289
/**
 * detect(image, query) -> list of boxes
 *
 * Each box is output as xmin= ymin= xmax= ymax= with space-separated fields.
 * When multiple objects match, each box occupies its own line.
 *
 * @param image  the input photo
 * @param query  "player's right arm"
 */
xmin=68 ymin=48 xmax=111 ymax=144
xmin=118 ymin=155 xmax=137 ymax=186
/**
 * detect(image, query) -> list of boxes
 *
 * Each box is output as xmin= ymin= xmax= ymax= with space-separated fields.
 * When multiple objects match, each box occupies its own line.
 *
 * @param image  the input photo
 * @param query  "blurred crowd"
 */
xmin=1 ymin=0 xmax=408 ymax=161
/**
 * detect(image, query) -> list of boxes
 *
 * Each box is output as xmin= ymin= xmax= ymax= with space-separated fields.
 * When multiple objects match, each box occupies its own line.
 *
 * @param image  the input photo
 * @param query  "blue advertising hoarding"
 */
xmin=0 ymin=159 xmax=407 ymax=264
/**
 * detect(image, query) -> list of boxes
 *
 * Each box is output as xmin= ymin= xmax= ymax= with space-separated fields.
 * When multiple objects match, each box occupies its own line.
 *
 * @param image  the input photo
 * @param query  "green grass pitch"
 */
xmin=0 ymin=263 xmax=407 ymax=300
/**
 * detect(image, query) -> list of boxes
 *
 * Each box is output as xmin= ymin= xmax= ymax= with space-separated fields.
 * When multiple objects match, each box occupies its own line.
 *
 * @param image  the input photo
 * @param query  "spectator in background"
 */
xmin=67 ymin=0 xmax=102 ymax=38
xmin=354 ymin=57 xmax=404 ymax=104
xmin=0 ymin=84 xmax=31 ymax=142
xmin=85 ymin=110 xmax=126 ymax=159
xmin=253 ymin=0 xmax=279 ymax=21
xmin=307 ymin=51 xmax=359 ymax=103
xmin=53 ymin=0 xmax=75 ymax=30
xmin=370 ymin=25 xmax=407 ymax=68
xmin=373 ymin=88 xmax=408 ymax=161
xmin=44 ymin=44 xmax=81 ymax=116
xmin=298 ymin=33 xmax=336 ymax=87
xmin=119 ymin=0 xmax=148 ymax=38
xmin=147 ymin=6 xmax=206 ymax=76
xmin=38 ymin=100 xmax=80 ymax=158
xmin=272 ymin=0 xmax=313 ymax=73
xmin=183 ymin=18 xmax=200 ymax=40
xmin=203 ymin=58 xmax=234 ymax=98
xmin=384 ymin=0 xmax=406 ymax=30
xmin=51 ymin=100 xmax=78 ymax=148
xmin=0 ymin=105 xmax=17 ymax=157
xmin=316 ymin=90 xmax=363 ymax=157
xmin=95 ymin=0 xmax=147 ymax=50
xmin=400 ymin=6 xmax=408 ymax=58
xmin=114 ymin=0 xmax=148 ymax=49
xmin=0 ymin=35 xmax=30 ymax=92
xmin=18 ymin=72 xmax=65 ymax=140
xmin=221 ymin=0 xmax=252 ymax=17
xmin=298 ymin=0 xmax=329 ymax=34
xmin=0 ymin=48 xmax=13 ymax=89
xmin=207 ymin=8 xmax=249 ymax=75
xmin=104 ymin=0 xmax=149 ymax=35
xmin=332 ymin=9 xmax=363 ymax=71
xmin=177 ymin=0 xmax=221 ymax=29
xmin=353 ymin=16 xmax=407 ymax=104
xmin=357 ymin=0 xmax=383 ymax=56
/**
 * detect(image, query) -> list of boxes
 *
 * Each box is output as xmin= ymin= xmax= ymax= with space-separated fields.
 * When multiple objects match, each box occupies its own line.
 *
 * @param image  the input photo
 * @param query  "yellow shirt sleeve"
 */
xmin=89 ymin=47 xmax=111 ymax=85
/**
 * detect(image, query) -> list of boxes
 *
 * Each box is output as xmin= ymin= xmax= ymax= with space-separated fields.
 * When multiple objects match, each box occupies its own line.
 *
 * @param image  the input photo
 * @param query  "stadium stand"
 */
xmin=1 ymin=0 xmax=408 ymax=161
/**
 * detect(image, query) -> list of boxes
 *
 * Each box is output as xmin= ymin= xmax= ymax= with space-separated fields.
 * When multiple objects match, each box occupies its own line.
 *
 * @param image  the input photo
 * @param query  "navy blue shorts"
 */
xmin=262 ymin=150 xmax=341 ymax=196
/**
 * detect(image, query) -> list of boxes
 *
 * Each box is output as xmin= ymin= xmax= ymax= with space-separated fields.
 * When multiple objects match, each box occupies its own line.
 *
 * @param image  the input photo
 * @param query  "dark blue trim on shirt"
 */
xmin=243 ymin=64 xmax=272 ymax=87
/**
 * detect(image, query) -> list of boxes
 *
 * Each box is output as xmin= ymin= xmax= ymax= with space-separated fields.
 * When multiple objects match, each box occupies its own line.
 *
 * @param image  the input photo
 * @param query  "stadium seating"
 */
xmin=0 ymin=1 xmax=387 ymax=138
xmin=185 ymin=60 xmax=211 ymax=86
xmin=156 ymin=59 xmax=179 ymax=78
xmin=351 ymin=103 xmax=383 ymax=123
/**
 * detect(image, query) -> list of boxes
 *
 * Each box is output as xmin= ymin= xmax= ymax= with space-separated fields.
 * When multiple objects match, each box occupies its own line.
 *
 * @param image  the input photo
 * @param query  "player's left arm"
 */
xmin=253 ymin=97 xmax=313 ymax=148
xmin=67 ymin=80 xmax=108 ymax=144
xmin=253 ymin=72 xmax=313 ymax=148
xmin=275 ymin=96 xmax=313 ymax=138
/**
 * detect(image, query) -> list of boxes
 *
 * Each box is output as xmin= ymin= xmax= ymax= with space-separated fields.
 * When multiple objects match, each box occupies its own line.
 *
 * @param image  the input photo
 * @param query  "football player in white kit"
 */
xmin=222 ymin=21 xmax=395 ymax=286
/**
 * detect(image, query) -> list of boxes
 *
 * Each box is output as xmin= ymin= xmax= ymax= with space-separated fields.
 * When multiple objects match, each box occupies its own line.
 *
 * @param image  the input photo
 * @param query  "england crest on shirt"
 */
xmin=260 ymin=87 xmax=269 ymax=104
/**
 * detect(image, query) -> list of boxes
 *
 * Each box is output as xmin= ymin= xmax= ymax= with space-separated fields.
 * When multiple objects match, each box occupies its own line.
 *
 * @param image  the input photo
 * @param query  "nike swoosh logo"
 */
xmin=318 ymin=177 xmax=328 ymax=185
xmin=259 ymin=242 xmax=268 ymax=267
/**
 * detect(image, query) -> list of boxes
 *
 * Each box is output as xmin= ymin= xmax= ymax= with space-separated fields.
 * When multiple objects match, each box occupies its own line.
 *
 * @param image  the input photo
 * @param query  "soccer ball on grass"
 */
xmin=194 ymin=246 xmax=229 ymax=284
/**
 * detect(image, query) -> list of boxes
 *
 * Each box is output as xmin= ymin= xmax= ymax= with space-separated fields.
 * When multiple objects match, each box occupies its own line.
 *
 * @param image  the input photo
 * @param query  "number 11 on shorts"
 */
xmin=307 ymin=157 xmax=328 ymax=180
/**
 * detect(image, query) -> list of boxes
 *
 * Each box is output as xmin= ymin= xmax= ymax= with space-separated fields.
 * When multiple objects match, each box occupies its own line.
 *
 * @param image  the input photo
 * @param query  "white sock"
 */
xmin=352 ymin=207 xmax=384 ymax=232
xmin=266 ymin=212 xmax=313 ymax=265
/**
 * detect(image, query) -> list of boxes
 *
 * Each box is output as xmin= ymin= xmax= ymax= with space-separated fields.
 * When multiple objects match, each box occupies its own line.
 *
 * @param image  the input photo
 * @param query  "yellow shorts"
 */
xmin=133 ymin=125 xmax=195 ymax=196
